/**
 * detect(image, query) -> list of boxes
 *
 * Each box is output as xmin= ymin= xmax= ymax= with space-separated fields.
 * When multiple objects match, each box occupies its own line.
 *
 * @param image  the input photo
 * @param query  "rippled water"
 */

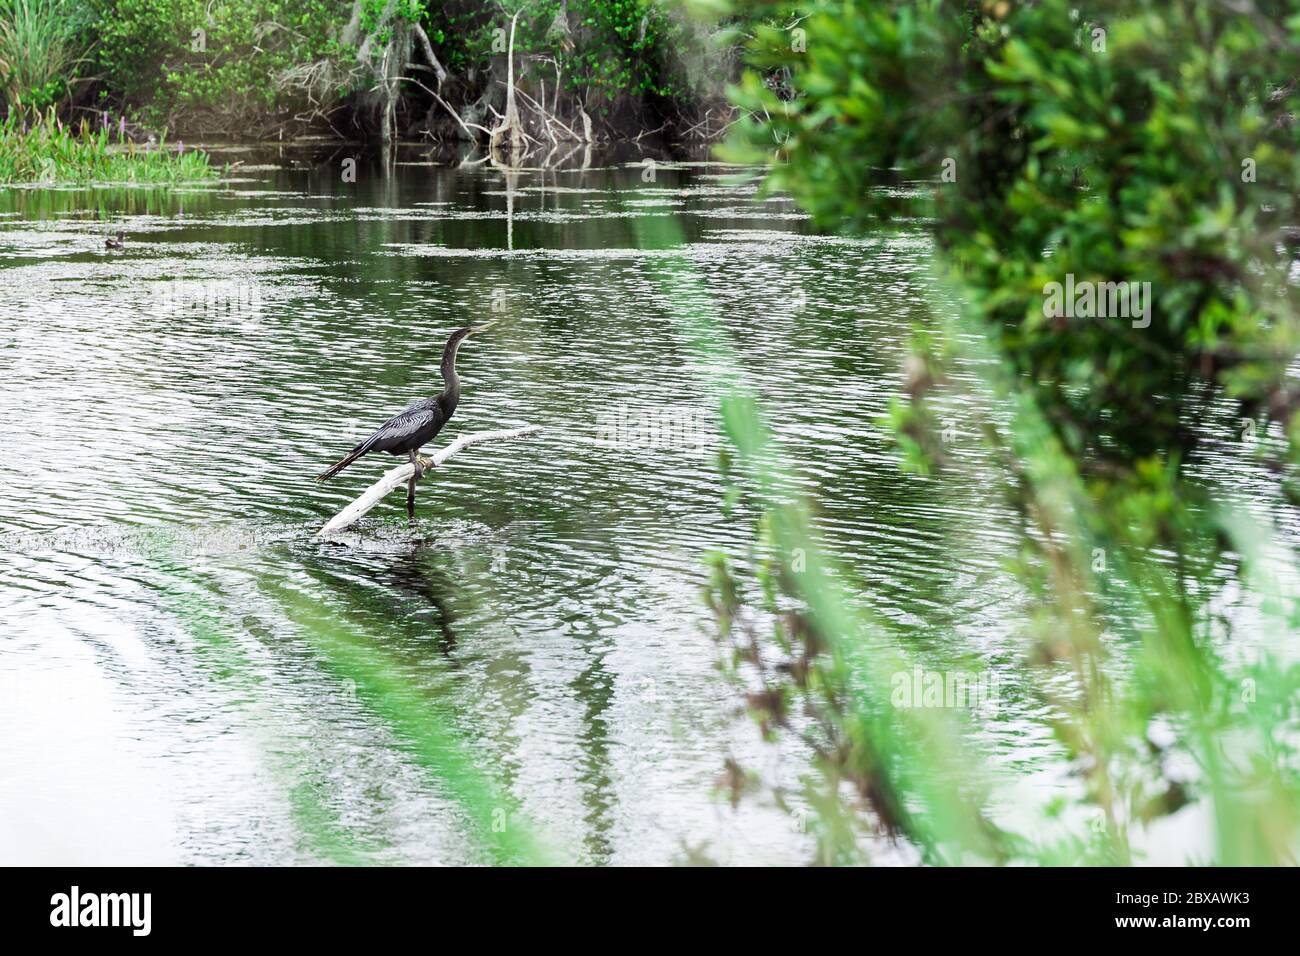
xmin=0 ymin=147 xmax=1053 ymax=865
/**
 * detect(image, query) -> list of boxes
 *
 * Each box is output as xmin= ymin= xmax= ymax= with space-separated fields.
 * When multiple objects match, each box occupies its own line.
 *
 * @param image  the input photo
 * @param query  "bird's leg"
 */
xmin=408 ymin=448 xmax=425 ymax=481
xmin=406 ymin=450 xmax=421 ymax=521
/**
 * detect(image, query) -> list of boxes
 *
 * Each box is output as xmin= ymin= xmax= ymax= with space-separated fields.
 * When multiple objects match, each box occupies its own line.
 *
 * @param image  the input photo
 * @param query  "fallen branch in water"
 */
xmin=404 ymin=75 xmax=493 ymax=140
xmin=316 ymin=424 xmax=541 ymax=536
xmin=512 ymin=85 xmax=583 ymax=142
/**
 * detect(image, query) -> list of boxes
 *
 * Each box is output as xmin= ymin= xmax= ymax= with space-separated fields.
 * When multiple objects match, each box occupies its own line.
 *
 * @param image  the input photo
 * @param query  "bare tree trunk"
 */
xmin=412 ymin=22 xmax=450 ymax=86
xmin=349 ymin=0 xmax=413 ymax=145
xmin=491 ymin=11 xmax=526 ymax=161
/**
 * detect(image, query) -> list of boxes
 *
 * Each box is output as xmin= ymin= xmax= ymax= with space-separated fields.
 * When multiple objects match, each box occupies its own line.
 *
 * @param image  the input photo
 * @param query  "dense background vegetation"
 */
xmin=0 ymin=0 xmax=740 ymax=139
xmin=88 ymin=0 xmax=345 ymax=132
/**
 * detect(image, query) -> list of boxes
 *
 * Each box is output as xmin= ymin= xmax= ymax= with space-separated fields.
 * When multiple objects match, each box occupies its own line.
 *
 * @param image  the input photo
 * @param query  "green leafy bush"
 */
xmin=729 ymin=0 xmax=1300 ymax=479
xmin=89 ymin=0 xmax=348 ymax=131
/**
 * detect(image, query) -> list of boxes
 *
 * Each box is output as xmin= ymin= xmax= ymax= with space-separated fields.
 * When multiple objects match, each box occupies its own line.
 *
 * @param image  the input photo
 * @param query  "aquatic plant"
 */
xmin=0 ymin=108 xmax=217 ymax=183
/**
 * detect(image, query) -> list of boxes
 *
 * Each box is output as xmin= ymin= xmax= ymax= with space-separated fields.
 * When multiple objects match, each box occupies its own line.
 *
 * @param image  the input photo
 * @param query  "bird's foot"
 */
xmin=414 ymin=455 xmax=435 ymax=478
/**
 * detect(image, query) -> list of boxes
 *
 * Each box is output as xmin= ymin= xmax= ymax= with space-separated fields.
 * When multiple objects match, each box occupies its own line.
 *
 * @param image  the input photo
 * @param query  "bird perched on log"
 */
xmin=317 ymin=326 xmax=476 ymax=518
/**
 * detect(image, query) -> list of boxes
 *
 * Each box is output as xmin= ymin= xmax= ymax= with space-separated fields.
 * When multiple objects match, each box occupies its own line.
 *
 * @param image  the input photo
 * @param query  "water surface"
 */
xmin=1 ymin=147 xmax=1043 ymax=864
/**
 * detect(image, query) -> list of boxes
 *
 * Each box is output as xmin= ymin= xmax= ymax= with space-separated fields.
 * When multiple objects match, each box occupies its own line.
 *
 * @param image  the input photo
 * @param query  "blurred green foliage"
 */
xmin=710 ymin=0 xmax=1300 ymax=863
xmin=728 ymin=0 xmax=1300 ymax=482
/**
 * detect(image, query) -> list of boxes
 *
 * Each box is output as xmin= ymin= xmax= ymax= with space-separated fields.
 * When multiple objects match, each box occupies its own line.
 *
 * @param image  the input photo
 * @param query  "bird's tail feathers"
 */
xmin=316 ymin=445 xmax=366 ymax=482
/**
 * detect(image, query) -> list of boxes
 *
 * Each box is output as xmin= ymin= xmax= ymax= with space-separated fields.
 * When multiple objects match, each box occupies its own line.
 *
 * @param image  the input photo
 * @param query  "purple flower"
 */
xmin=101 ymin=111 xmax=109 ymax=129
xmin=118 ymin=116 xmax=125 ymax=140
xmin=177 ymin=140 xmax=184 ymax=155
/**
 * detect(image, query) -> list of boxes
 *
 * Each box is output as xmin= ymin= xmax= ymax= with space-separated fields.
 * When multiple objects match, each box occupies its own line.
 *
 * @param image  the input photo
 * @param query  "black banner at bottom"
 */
xmin=0 ymin=866 xmax=1282 ymax=941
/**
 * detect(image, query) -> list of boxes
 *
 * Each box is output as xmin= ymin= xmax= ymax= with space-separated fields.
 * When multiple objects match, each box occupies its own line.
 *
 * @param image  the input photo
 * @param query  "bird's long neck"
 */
xmin=439 ymin=334 xmax=464 ymax=402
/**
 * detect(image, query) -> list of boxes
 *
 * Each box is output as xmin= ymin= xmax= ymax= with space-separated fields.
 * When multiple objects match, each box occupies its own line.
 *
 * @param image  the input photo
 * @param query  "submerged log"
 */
xmin=316 ymin=424 xmax=541 ymax=536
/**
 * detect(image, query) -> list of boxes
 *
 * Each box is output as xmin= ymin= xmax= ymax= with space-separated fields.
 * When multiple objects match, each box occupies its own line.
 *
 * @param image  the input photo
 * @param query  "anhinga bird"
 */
xmin=317 ymin=326 xmax=476 ymax=518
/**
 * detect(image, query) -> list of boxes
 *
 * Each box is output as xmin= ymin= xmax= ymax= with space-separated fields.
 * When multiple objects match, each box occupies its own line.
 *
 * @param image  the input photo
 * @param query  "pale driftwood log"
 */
xmin=316 ymin=425 xmax=541 ymax=536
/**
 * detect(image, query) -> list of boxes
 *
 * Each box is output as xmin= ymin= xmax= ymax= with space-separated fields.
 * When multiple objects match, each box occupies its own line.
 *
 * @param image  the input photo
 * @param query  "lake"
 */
xmin=0 ymin=146 xmax=1076 ymax=864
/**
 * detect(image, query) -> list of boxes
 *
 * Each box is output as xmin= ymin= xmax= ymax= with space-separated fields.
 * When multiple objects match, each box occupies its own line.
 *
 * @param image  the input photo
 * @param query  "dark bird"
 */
xmin=317 ymin=326 xmax=476 ymax=518
xmin=105 ymin=230 xmax=125 ymax=250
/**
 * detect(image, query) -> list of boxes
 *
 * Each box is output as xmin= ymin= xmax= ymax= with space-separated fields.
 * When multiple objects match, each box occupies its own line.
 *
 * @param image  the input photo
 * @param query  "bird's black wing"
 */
xmin=361 ymin=400 xmax=445 ymax=453
xmin=316 ymin=400 xmax=445 ymax=481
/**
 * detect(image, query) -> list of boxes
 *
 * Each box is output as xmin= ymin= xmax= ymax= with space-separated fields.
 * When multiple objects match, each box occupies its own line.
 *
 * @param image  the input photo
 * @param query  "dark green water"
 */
xmin=0 ymin=146 xmax=1045 ymax=864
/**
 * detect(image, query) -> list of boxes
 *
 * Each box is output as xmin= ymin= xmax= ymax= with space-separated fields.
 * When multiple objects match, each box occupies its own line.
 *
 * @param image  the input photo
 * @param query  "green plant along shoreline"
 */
xmin=0 ymin=109 xmax=215 ymax=183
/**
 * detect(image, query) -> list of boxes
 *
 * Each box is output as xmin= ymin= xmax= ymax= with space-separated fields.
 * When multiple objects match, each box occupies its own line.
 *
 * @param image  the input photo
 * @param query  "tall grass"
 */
xmin=0 ymin=0 xmax=88 ymax=112
xmin=0 ymin=109 xmax=217 ymax=184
